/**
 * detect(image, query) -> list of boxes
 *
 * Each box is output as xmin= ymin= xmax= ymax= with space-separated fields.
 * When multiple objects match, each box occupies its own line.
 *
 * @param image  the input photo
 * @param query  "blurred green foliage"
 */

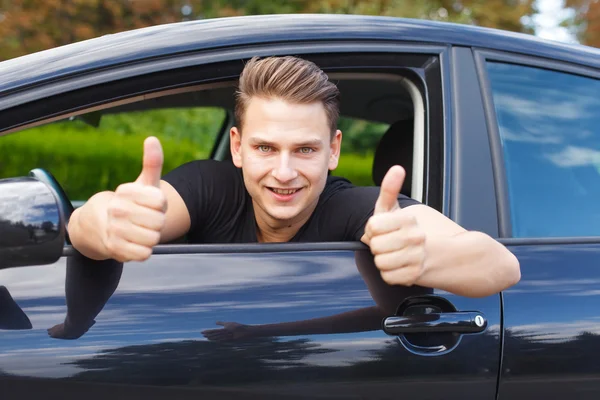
xmin=0 ymin=121 xmax=201 ymax=200
xmin=0 ymin=0 xmax=540 ymax=61
xmin=91 ymin=108 xmax=226 ymax=146
xmin=0 ymin=0 xmax=550 ymax=201
xmin=0 ymin=108 xmax=379 ymax=200
xmin=338 ymin=117 xmax=388 ymax=155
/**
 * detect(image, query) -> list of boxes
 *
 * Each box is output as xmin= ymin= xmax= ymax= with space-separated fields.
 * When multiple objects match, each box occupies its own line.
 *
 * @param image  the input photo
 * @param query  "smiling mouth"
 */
xmin=268 ymin=187 xmax=302 ymax=195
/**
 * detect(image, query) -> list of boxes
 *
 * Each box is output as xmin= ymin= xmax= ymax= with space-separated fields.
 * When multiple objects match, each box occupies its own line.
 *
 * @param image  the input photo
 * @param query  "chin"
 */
xmin=265 ymin=207 xmax=302 ymax=222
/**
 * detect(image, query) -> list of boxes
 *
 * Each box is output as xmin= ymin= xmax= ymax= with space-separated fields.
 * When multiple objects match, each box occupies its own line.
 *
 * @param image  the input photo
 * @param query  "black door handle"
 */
xmin=383 ymin=311 xmax=487 ymax=335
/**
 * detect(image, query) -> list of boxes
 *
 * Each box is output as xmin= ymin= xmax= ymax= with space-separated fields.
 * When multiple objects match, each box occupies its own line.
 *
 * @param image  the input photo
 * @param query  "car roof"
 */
xmin=0 ymin=14 xmax=598 ymax=95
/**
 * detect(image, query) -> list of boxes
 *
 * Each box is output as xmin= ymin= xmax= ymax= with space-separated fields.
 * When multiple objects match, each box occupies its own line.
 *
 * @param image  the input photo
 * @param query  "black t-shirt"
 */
xmin=163 ymin=160 xmax=420 ymax=243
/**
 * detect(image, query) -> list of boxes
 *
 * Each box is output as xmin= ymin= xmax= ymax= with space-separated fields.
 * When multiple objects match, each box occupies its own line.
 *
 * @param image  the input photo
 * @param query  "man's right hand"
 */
xmin=103 ymin=136 xmax=167 ymax=262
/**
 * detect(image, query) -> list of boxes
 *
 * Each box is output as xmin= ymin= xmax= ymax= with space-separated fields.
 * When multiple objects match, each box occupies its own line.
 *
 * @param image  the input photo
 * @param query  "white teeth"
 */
xmin=272 ymin=188 xmax=298 ymax=195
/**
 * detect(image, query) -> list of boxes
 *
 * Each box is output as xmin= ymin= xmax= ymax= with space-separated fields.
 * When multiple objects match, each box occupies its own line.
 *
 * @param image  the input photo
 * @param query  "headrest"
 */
xmin=372 ymin=119 xmax=414 ymax=197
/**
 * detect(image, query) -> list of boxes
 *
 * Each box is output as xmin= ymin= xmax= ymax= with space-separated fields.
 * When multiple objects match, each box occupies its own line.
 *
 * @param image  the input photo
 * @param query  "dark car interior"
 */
xmin=75 ymin=73 xmax=422 ymax=199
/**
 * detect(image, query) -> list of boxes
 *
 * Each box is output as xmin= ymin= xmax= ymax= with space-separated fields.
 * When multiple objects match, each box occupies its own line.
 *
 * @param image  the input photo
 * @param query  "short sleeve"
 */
xmin=398 ymin=194 xmax=420 ymax=209
xmin=348 ymin=189 xmax=421 ymax=241
xmin=317 ymin=179 xmax=421 ymax=242
xmin=162 ymin=160 xmax=246 ymax=242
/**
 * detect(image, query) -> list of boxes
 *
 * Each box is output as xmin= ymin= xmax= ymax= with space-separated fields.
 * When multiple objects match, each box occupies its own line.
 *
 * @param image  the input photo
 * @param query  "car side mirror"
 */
xmin=0 ymin=177 xmax=66 ymax=269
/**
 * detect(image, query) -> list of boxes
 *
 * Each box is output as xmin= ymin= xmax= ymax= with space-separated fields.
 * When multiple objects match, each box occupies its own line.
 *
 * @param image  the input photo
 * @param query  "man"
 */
xmin=68 ymin=56 xmax=520 ymax=298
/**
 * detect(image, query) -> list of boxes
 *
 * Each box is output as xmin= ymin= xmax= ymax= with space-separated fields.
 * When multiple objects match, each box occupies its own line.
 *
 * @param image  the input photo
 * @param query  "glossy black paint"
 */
xmin=448 ymin=46 xmax=500 ymax=236
xmin=0 ymin=12 xmax=598 ymax=400
xmin=497 ymin=242 xmax=600 ymax=399
xmin=29 ymin=168 xmax=74 ymax=222
xmin=0 ymin=178 xmax=64 ymax=268
xmin=0 ymin=250 xmax=501 ymax=400
xmin=0 ymin=286 xmax=32 ymax=330
xmin=383 ymin=311 xmax=488 ymax=334
xmin=0 ymin=45 xmax=440 ymax=133
xmin=0 ymin=14 xmax=598 ymax=97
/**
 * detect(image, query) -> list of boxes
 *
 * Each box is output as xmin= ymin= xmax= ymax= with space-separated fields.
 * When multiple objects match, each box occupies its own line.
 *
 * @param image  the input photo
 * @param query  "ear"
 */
xmin=230 ymin=126 xmax=243 ymax=168
xmin=328 ymin=129 xmax=342 ymax=171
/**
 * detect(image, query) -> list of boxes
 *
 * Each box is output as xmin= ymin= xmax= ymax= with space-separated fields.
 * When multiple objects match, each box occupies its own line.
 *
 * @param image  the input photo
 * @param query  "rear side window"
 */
xmin=486 ymin=62 xmax=600 ymax=238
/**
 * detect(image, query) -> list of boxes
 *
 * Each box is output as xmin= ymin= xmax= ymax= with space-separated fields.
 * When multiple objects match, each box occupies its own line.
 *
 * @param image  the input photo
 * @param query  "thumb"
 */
xmin=136 ymin=136 xmax=163 ymax=187
xmin=374 ymin=165 xmax=406 ymax=214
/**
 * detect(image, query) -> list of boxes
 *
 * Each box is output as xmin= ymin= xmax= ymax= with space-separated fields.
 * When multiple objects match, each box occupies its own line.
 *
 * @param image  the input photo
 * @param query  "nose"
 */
xmin=271 ymin=153 xmax=298 ymax=183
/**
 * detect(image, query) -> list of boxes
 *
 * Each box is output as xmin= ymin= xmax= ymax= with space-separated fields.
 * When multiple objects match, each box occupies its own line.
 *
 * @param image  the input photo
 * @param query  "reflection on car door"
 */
xmin=479 ymin=53 xmax=600 ymax=399
xmin=1 ymin=248 xmax=501 ymax=400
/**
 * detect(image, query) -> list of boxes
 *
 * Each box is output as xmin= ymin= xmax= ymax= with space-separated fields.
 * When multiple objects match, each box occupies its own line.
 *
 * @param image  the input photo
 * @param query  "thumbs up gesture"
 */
xmin=104 ymin=137 xmax=168 ymax=262
xmin=361 ymin=165 xmax=427 ymax=286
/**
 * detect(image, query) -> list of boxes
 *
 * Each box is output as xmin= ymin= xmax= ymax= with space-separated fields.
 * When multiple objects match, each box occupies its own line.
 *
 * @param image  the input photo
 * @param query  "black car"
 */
xmin=1 ymin=14 xmax=599 ymax=400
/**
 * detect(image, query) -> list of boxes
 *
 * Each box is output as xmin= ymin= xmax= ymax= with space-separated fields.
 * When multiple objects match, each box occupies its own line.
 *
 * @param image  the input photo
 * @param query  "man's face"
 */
xmin=230 ymin=97 xmax=341 ymax=229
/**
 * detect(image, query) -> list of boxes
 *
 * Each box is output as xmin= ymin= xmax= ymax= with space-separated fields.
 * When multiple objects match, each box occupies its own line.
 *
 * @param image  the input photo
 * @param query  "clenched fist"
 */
xmin=362 ymin=165 xmax=427 ymax=286
xmin=104 ymin=137 xmax=167 ymax=262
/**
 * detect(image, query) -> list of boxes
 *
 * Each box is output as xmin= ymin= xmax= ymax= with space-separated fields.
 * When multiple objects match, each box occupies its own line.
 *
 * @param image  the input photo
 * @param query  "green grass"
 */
xmin=333 ymin=152 xmax=374 ymax=186
xmin=0 ymin=123 xmax=375 ymax=200
xmin=0 ymin=123 xmax=203 ymax=199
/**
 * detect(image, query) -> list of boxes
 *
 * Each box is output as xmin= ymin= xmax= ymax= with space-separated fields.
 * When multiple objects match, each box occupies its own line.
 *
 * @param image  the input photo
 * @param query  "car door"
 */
xmin=469 ymin=49 xmax=600 ymax=399
xmin=1 ymin=40 xmax=502 ymax=400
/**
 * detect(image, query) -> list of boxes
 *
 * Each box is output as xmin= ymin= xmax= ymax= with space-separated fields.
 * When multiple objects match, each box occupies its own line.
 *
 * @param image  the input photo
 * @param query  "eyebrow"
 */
xmin=248 ymin=137 xmax=324 ymax=147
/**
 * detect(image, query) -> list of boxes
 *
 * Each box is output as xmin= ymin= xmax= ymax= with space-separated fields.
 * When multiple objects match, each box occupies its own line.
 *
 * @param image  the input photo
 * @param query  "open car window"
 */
xmin=0 ymin=45 xmax=445 ymax=244
xmin=0 ymin=105 xmax=228 ymax=205
xmin=0 ymin=72 xmax=424 ymax=210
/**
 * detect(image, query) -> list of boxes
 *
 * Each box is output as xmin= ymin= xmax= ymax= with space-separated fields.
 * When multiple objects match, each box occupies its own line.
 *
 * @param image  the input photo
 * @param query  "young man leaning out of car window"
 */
xmin=68 ymin=56 xmax=521 ymax=299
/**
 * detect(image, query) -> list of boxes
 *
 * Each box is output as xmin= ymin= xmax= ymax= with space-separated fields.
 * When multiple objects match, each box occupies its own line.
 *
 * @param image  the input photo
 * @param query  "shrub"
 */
xmin=0 ymin=125 xmax=375 ymax=200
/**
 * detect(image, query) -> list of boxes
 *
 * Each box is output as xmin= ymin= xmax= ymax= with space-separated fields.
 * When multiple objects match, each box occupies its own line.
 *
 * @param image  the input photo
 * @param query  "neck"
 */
xmin=253 ymin=200 xmax=317 ymax=243
xmin=255 ymin=224 xmax=297 ymax=243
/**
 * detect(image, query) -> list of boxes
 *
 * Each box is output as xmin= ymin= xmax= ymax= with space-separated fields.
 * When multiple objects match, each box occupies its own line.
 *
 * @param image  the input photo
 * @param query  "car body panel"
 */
xmin=0 ymin=13 xmax=599 ymax=400
xmin=0 ymin=14 xmax=598 ymax=97
xmin=0 ymin=43 xmax=444 ymax=130
xmin=447 ymin=46 xmax=499 ymax=235
xmin=1 ymin=251 xmax=501 ymax=399
xmin=499 ymin=242 xmax=600 ymax=399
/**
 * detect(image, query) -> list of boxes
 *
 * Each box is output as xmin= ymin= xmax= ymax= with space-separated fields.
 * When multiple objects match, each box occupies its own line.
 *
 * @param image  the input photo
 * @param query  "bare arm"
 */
xmin=68 ymin=190 xmax=115 ymax=260
xmin=363 ymin=166 xmax=521 ymax=298
xmin=68 ymin=138 xmax=191 ymax=261
xmin=402 ymin=205 xmax=520 ymax=298
xmin=202 ymin=252 xmax=431 ymax=342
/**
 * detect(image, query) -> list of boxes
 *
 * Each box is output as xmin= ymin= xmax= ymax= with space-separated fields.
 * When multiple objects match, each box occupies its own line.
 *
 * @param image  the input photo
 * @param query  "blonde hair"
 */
xmin=235 ymin=56 xmax=340 ymax=137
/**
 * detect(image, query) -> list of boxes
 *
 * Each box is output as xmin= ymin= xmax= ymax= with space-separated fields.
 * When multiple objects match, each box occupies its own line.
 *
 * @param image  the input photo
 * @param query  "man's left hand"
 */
xmin=361 ymin=165 xmax=427 ymax=286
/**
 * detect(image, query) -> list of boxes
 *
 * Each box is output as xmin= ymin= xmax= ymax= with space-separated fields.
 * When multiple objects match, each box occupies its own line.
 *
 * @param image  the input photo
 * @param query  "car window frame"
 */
xmin=473 ymin=48 xmax=600 ymax=240
xmin=0 ymin=41 xmax=449 ymax=255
